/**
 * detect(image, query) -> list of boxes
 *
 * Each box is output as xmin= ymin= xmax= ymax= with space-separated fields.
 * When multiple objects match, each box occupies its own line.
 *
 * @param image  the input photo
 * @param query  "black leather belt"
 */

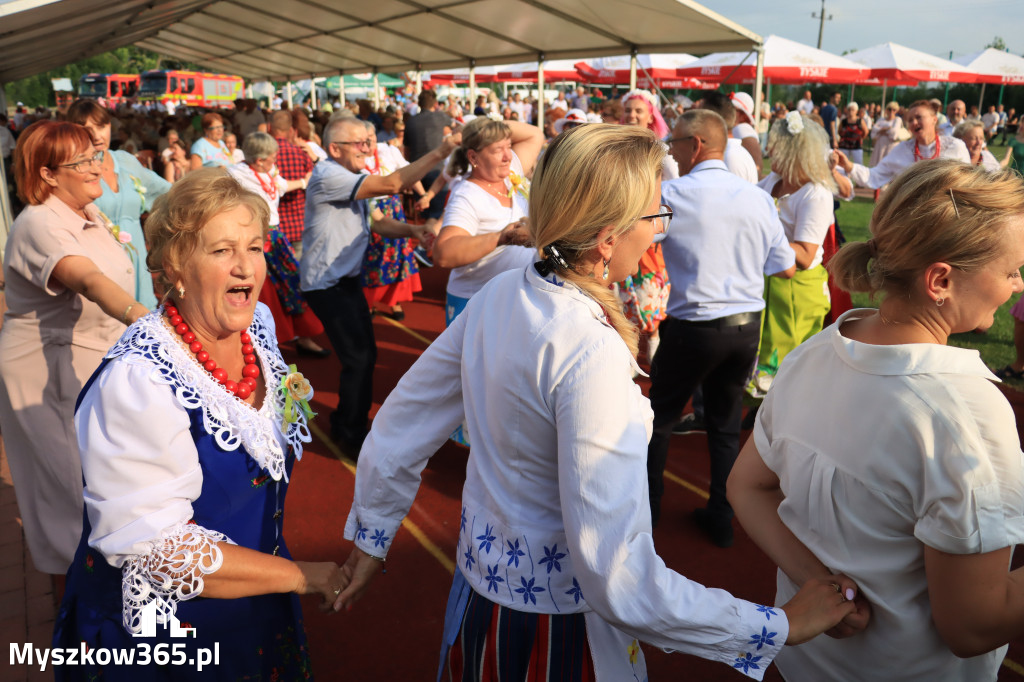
xmin=674 ymin=311 xmax=761 ymax=328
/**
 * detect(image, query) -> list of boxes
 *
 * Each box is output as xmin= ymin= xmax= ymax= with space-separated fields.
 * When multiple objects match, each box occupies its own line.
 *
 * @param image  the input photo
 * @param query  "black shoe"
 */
xmin=385 ymin=307 xmax=405 ymax=321
xmin=331 ymin=429 xmax=366 ymax=461
xmin=672 ymin=412 xmax=706 ymax=435
xmin=741 ymin=406 xmax=758 ymax=431
xmin=296 ymin=343 xmax=331 ymax=358
xmin=693 ymin=508 xmax=734 ymax=548
xmin=413 ymin=245 xmax=434 ymax=268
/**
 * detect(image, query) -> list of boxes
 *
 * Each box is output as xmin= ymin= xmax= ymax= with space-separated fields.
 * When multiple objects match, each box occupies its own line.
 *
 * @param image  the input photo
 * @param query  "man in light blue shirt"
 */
xmin=647 ymin=109 xmax=795 ymax=546
xmin=301 ymin=116 xmax=457 ymax=456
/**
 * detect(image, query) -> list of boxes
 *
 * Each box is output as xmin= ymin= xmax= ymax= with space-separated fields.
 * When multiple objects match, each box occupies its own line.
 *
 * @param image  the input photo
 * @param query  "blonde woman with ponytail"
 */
xmin=336 ymin=124 xmax=858 ymax=681
xmin=731 ymin=159 xmax=1024 ymax=681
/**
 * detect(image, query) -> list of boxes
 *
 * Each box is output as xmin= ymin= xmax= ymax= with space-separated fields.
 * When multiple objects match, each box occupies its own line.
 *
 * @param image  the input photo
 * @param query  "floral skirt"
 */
xmin=262 ymin=227 xmax=323 ymax=343
xmin=360 ymin=193 xmax=420 ymax=302
xmin=617 ymin=244 xmax=670 ymax=334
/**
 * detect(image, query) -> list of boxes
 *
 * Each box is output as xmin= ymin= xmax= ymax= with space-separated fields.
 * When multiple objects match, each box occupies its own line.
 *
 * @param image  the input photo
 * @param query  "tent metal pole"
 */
xmin=978 ymin=82 xmax=986 ymax=113
xmin=469 ymin=60 xmax=476 ymax=109
xmin=537 ymin=55 xmax=546 ymax=131
xmin=630 ymin=49 xmax=638 ymax=90
xmin=310 ymin=75 xmax=317 ymax=110
xmin=753 ymin=45 xmax=765 ymax=135
xmin=373 ymin=73 xmax=380 ymax=111
xmin=339 ymin=75 xmax=346 ymax=105
xmin=881 ymin=80 xmax=887 ymax=109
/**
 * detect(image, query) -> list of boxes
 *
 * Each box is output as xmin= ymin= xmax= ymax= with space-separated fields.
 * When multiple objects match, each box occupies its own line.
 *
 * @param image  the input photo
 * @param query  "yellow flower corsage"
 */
xmin=507 ymin=170 xmax=529 ymax=200
xmin=279 ymin=365 xmax=316 ymax=428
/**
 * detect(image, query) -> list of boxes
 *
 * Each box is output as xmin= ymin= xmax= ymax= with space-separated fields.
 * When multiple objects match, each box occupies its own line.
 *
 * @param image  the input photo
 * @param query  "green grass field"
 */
xmin=826 ymin=140 xmax=1023 ymax=387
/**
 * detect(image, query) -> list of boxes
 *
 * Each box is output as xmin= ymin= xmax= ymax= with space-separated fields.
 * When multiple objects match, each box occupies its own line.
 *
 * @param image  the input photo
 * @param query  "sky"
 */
xmin=698 ymin=0 xmax=1023 ymax=60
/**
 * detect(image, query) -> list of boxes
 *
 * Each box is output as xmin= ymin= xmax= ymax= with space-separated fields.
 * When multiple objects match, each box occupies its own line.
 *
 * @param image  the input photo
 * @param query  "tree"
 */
xmin=987 ymin=36 xmax=1007 ymax=51
xmin=3 ymin=47 xmax=169 ymax=108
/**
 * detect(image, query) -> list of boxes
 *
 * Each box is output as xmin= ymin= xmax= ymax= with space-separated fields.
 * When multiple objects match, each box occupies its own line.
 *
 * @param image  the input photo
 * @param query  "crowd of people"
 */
xmin=2 ymin=79 xmax=1024 ymax=680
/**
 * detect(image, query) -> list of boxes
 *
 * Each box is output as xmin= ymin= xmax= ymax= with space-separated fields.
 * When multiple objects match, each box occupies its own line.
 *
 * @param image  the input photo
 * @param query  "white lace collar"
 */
xmin=105 ymin=304 xmax=310 ymax=481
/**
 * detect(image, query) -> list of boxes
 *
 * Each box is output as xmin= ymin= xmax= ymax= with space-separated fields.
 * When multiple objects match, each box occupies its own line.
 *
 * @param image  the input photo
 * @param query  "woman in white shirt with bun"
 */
xmin=753 ymin=112 xmax=837 ymax=393
xmin=730 ymin=159 xmax=1024 ymax=682
xmin=335 ymin=123 xmax=858 ymax=681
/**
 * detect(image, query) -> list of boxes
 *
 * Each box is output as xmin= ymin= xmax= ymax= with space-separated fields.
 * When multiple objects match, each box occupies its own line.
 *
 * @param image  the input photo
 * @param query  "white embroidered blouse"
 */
xmin=345 ymin=266 xmax=787 ymax=679
xmin=74 ymin=304 xmax=310 ymax=634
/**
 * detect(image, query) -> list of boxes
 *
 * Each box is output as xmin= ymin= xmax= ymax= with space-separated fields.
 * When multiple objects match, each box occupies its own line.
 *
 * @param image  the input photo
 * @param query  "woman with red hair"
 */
xmin=0 ymin=121 xmax=145 ymax=574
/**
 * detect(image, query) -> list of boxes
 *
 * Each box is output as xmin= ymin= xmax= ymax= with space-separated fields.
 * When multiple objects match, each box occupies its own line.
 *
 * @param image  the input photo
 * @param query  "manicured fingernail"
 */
xmin=845 ymin=588 xmax=855 ymax=601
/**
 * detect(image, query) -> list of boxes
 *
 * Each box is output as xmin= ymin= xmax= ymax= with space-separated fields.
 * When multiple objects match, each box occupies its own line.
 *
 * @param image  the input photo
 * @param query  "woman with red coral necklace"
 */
xmin=836 ymin=99 xmax=970 ymax=190
xmin=54 ymin=169 xmax=345 ymax=681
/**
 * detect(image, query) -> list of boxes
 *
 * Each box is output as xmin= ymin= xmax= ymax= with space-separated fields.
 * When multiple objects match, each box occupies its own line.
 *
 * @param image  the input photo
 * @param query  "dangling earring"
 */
xmin=178 ymin=286 xmax=186 ymax=299
xmin=602 ymin=259 xmax=610 ymax=281
xmin=935 ymin=297 xmax=944 ymax=307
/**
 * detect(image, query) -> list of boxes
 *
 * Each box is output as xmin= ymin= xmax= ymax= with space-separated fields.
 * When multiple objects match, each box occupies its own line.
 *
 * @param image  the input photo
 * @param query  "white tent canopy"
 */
xmin=953 ymin=48 xmax=1024 ymax=85
xmin=677 ymin=35 xmax=868 ymax=85
xmin=0 ymin=0 xmax=761 ymax=84
xmin=842 ymin=42 xmax=978 ymax=84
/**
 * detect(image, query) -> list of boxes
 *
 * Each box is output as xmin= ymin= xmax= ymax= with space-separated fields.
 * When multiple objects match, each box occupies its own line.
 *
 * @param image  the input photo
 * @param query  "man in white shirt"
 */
xmin=796 ymin=90 xmax=814 ymax=115
xmin=507 ymin=93 xmax=526 ymax=120
xmin=982 ymin=105 xmax=1000 ymax=140
xmin=649 ymin=109 xmax=795 ymax=546
xmin=571 ymin=86 xmax=589 ymax=111
xmin=697 ymin=92 xmax=758 ymax=181
xmin=939 ymin=99 xmax=966 ymax=136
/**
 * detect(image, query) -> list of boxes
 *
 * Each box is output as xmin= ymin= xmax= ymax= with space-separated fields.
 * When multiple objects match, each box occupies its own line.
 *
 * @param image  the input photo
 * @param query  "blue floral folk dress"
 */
xmin=53 ymin=304 xmax=314 ymax=681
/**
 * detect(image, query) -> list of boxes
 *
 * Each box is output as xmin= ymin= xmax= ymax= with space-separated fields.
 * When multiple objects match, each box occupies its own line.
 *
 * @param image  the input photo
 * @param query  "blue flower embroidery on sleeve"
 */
xmin=460 ymin=507 xmax=467 ymax=532
xmin=476 ymin=524 xmax=496 ymax=554
xmin=464 ymin=546 xmax=476 ymax=571
xmin=485 ymin=564 xmax=505 ymax=593
xmin=356 ymin=525 xmax=368 ymax=541
xmin=513 ymin=577 xmax=545 ymax=605
xmin=506 ymin=539 xmax=525 ymax=568
xmin=565 ymin=577 xmax=584 ymax=605
xmin=370 ymin=529 xmax=389 ymax=548
xmin=756 ymin=605 xmax=778 ymax=620
xmin=538 ymin=544 xmax=566 ymax=574
xmin=733 ymin=653 xmax=762 ymax=674
xmin=748 ymin=626 xmax=777 ymax=650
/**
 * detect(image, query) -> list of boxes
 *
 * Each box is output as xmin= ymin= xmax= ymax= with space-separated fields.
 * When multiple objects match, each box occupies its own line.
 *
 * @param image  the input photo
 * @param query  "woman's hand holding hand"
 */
xmin=833 ymin=149 xmax=854 ymax=173
xmin=293 ymin=561 xmax=347 ymax=612
xmin=333 ymin=547 xmax=384 ymax=612
xmin=415 ymin=193 xmax=434 ymax=211
xmin=497 ymin=218 xmax=532 ymax=247
xmin=825 ymin=582 xmax=872 ymax=639
xmin=781 ymin=575 xmax=860 ymax=645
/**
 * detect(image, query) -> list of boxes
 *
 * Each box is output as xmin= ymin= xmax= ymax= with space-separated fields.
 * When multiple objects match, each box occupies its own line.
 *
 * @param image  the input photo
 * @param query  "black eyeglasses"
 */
xmin=639 ymin=204 xmax=673 ymax=242
xmin=335 ymin=139 xmax=371 ymax=149
xmin=58 ymin=151 xmax=104 ymax=173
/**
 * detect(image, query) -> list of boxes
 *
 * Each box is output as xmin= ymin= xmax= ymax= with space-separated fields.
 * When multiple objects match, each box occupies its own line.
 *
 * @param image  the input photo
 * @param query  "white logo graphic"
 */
xmin=132 ymin=602 xmax=197 ymax=638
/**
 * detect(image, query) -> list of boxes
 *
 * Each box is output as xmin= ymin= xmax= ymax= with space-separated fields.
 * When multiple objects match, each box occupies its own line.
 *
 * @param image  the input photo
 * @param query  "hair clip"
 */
xmin=949 ymin=189 xmax=960 ymax=219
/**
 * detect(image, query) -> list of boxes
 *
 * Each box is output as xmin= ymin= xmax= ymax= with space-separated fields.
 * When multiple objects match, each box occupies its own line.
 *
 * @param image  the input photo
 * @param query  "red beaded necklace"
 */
xmin=913 ymin=134 xmax=941 ymax=162
xmin=249 ymin=163 xmax=278 ymax=200
xmin=165 ymin=305 xmax=260 ymax=400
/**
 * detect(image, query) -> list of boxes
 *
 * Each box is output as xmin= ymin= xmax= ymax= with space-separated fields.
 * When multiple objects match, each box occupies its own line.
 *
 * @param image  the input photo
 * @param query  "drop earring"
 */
xmin=602 ymin=259 xmax=610 ymax=281
xmin=178 ymin=286 xmax=186 ymax=299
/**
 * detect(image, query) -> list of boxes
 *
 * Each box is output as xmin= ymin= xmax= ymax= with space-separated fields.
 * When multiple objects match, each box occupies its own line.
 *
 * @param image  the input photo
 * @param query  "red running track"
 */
xmin=278 ymin=264 xmax=1024 ymax=681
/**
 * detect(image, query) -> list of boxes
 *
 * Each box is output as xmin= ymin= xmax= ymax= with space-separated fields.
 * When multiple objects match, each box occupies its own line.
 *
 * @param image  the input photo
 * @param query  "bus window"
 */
xmin=170 ymin=77 xmax=178 ymax=93
xmin=124 ymin=81 xmax=137 ymax=97
xmin=186 ymin=78 xmax=196 ymax=94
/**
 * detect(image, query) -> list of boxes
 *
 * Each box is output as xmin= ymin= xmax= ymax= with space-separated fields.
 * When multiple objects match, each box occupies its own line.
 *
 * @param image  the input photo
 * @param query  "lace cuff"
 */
xmin=121 ymin=522 xmax=234 ymax=634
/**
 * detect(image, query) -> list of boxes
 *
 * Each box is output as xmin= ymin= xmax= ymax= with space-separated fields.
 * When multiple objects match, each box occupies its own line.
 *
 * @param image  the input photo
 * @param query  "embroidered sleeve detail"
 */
xmin=121 ymin=522 xmax=233 ymax=635
xmin=105 ymin=305 xmax=310 ymax=482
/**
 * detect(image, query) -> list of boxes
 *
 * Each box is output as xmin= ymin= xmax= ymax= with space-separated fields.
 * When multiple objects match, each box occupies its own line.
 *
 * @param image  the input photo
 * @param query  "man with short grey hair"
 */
xmin=301 ymin=118 xmax=459 ymax=457
xmin=648 ymin=109 xmax=796 ymax=546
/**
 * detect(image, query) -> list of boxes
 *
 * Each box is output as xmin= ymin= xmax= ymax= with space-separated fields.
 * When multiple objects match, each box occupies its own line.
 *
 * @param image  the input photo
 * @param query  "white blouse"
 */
xmin=755 ymin=309 xmax=1024 ymax=681
xmin=345 ymin=265 xmax=788 ymax=679
xmin=757 ymin=172 xmax=834 ymax=269
xmin=848 ymin=136 xmax=970 ymax=189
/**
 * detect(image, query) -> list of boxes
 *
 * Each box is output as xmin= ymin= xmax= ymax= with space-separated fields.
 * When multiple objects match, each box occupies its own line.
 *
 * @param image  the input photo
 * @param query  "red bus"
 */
xmin=138 ymin=70 xmax=244 ymax=109
xmin=78 ymin=74 xmax=141 ymax=107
